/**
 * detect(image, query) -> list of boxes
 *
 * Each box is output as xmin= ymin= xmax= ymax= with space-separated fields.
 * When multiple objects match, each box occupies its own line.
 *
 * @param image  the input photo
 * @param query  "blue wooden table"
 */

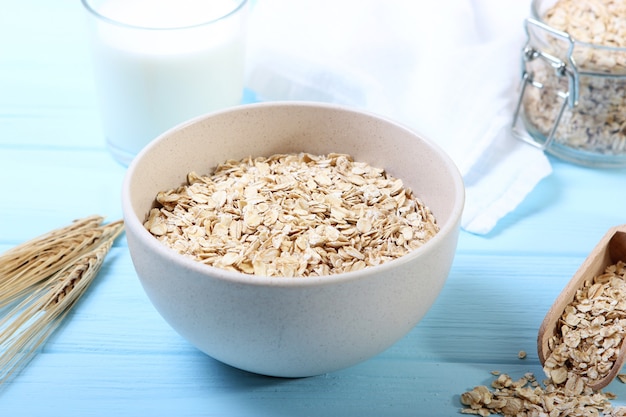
xmin=1 ymin=1 xmax=626 ymax=416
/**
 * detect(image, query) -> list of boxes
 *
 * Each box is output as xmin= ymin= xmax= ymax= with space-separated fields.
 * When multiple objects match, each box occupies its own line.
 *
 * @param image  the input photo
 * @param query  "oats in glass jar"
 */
xmin=516 ymin=0 xmax=626 ymax=167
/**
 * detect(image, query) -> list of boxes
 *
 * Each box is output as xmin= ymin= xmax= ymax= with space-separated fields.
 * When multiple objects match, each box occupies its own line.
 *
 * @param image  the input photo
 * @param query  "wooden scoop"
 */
xmin=537 ymin=224 xmax=626 ymax=391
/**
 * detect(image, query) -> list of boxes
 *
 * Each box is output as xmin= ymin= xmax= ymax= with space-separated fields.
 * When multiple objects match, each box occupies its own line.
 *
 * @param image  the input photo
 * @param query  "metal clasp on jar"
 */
xmin=512 ymin=18 xmax=580 ymax=150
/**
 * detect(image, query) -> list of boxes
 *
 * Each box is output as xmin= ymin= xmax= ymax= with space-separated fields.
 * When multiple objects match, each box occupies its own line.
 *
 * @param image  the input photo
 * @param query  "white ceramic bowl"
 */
xmin=122 ymin=102 xmax=464 ymax=377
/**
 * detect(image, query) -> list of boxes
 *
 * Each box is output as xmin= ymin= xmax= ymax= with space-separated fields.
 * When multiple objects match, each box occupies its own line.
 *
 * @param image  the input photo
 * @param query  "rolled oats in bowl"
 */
xmin=144 ymin=152 xmax=439 ymax=277
xmin=515 ymin=0 xmax=626 ymax=167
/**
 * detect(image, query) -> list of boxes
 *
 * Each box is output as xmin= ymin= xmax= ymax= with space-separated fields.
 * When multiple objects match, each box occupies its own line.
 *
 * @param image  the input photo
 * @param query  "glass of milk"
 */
xmin=82 ymin=0 xmax=248 ymax=166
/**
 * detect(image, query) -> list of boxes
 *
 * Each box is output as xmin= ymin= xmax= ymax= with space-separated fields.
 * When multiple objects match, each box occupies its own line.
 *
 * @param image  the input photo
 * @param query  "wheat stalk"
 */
xmin=0 ymin=218 xmax=124 ymax=384
xmin=0 ymin=216 xmax=116 ymax=309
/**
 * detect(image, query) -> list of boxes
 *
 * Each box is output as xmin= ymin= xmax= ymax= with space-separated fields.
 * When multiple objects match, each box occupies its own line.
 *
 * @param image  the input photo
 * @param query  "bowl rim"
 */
xmin=122 ymin=101 xmax=465 ymax=288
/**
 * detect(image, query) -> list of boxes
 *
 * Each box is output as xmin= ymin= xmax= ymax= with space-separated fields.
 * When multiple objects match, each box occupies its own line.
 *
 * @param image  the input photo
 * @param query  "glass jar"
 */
xmin=513 ymin=0 xmax=626 ymax=168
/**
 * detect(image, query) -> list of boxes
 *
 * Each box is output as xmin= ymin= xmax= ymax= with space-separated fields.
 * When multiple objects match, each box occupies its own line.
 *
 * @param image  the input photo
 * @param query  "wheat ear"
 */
xmin=0 ymin=216 xmax=114 ymax=309
xmin=0 ymin=220 xmax=124 ymax=385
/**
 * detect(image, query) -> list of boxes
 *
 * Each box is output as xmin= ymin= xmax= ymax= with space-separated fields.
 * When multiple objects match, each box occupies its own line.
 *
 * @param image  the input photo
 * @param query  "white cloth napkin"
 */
xmin=244 ymin=0 xmax=552 ymax=235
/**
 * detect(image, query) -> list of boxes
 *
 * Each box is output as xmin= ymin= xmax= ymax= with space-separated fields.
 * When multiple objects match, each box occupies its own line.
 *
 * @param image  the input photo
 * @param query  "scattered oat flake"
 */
xmin=460 ymin=372 xmax=625 ymax=417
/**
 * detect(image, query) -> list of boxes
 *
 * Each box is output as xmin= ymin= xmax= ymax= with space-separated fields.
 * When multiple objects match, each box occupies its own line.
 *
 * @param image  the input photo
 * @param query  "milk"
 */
xmin=84 ymin=0 xmax=248 ymax=165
